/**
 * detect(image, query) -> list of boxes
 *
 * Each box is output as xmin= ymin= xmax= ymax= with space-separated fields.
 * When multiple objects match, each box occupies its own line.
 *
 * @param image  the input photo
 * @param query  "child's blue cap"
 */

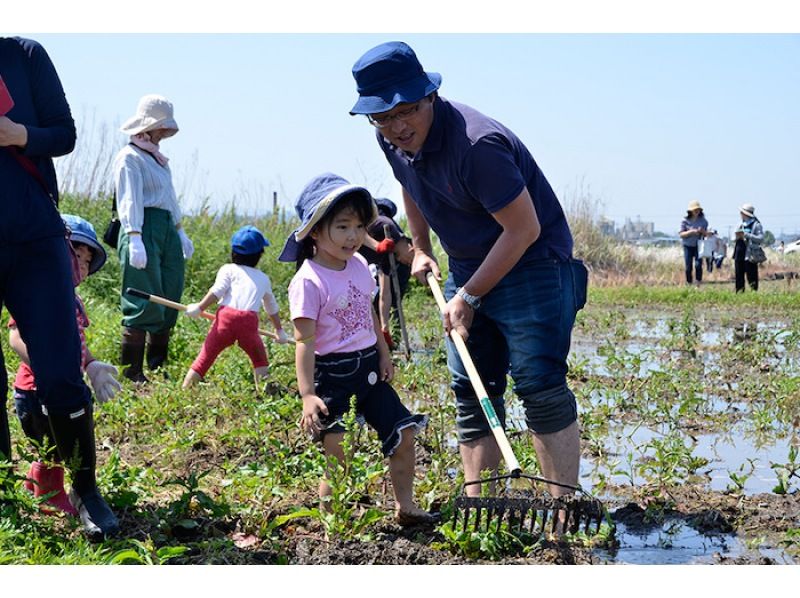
xmin=231 ymin=225 xmax=269 ymax=255
xmin=374 ymin=197 xmax=397 ymax=219
xmin=62 ymin=214 xmax=106 ymax=275
xmin=277 ymin=173 xmax=377 ymax=263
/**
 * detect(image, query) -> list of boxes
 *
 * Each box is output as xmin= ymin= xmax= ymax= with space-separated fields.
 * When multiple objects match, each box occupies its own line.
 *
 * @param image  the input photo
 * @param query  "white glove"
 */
xmin=178 ymin=228 xmax=194 ymax=260
xmin=128 ymin=235 xmax=147 ymax=269
xmin=275 ymin=329 xmax=290 ymax=344
xmin=86 ymin=361 xmax=122 ymax=404
xmin=185 ymin=302 xmax=202 ymax=318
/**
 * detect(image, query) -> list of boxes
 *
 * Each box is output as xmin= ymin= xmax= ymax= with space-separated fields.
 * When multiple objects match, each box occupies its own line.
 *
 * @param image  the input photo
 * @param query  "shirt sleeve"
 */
xmin=19 ymin=39 xmax=76 ymax=160
xmin=461 ymin=135 xmax=527 ymax=214
xmin=288 ymin=276 xmax=321 ymax=322
xmin=115 ymin=152 xmax=145 ymax=233
xmin=261 ymin=275 xmax=279 ymax=315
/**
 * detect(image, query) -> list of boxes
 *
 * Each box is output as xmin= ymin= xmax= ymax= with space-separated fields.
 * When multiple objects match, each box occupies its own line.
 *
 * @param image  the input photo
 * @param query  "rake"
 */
xmin=426 ymin=273 xmax=610 ymax=540
xmin=125 ymin=287 xmax=292 ymax=343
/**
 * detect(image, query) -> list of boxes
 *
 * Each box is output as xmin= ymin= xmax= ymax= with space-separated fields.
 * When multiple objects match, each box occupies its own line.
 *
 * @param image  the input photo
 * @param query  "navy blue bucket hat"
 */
xmin=278 ymin=173 xmax=378 ymax=263
xmin=62 ymin=214 xmax=106 ymax=275
xmin=231 ymin=225 xmax=269 ymax=255
xmin=350 ymin=41 xmax=442 ymax=115
xmin=374 ymin=197 xmax=398 ymax=219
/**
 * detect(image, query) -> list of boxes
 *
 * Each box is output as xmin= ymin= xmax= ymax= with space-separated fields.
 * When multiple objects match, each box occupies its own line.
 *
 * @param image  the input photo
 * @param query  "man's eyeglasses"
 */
xmin=367 ymin=101 xmax=423 ymax=128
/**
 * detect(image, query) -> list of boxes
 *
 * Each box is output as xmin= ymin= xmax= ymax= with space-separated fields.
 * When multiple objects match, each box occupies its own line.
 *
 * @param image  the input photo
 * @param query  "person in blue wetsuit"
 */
xmin=349 ymin=41 xmax=588 ymax=498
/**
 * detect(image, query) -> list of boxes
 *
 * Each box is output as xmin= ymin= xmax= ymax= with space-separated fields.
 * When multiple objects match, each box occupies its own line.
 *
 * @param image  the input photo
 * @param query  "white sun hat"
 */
xmin=120 ymin=94 xmax=179 ymax=137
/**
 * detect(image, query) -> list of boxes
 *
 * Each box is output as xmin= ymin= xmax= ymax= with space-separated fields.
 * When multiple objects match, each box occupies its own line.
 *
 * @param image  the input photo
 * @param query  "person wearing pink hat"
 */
xmin=733 ymin=203 xmax=764 ymax=292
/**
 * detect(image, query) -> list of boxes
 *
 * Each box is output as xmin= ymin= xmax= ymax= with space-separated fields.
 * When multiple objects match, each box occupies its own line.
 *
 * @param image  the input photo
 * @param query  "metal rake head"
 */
xmin=451 ymin=491 xmax=610 ymax=541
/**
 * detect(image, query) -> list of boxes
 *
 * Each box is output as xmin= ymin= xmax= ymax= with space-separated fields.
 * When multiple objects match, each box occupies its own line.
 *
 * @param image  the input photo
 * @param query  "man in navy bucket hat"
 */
xmin=351 ymin=41 xmax=589 ymax=500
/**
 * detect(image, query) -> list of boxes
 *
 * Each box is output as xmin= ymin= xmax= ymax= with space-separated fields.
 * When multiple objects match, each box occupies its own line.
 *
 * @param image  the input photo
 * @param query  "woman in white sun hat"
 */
xmin=113 ymin=94 xmax=194 ymax=383
xmin=733 ymin=203 xmax=764 ymax=292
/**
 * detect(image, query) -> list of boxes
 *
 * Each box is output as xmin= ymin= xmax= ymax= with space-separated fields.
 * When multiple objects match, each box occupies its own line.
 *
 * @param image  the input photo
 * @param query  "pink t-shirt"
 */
xmin=288 ymin=253 xmax=377 ymax=355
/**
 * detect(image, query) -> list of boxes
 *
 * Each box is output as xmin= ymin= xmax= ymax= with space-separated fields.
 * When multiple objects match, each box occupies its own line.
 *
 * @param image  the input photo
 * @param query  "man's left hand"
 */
xmin=444 ymin=294 xmax=474 ymax=340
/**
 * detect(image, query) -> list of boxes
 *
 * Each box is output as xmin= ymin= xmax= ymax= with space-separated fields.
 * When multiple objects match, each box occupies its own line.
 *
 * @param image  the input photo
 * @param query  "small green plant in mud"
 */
xmin=637 ymin=430 xmax=708 ymax=490
xmin=106 ymin=538 xmax=188 ymax=565
xmin=770 ymin=445 xmax=799 ymax=495
xmin=726 ymin=459 xmax=756 ymax=494
xmin=158 ymin=470 xmax=231 ymax=536
xmin=274 ymin=398 xmax=387 ymax=541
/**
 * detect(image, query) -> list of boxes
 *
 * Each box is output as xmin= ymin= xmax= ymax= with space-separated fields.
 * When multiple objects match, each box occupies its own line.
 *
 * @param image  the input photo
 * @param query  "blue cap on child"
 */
xmin=231 ymin=225 xmax=269 ymax=255
xmin=62 ymin=214 xmax=107 ymax=275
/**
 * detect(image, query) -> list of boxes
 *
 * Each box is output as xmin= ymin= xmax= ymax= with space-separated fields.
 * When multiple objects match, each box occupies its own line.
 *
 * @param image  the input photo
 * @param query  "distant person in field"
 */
xmin=349 ymin=41 xmax=588 ymax=499
xmin=279 ymin=173 xmax=435 ymax=526
xmin=679 ymin=200 xmax=709 ymax=286
xmin=1 ymin=36 xmax=119 ymax=540
xmin=9 ymin=215 xmax=121 ymax=520
xmin=182 ymin=225 xmax=289 ymax=390
xmin=733 ymin=203 xmax=764 ymax=292
xmin=358 ymin=197 xmax=413 ymax=349
xmin=113 ymin=94 xmax=194 ymax=383
xmin=702 ymin=229 xmax=721 ymax=273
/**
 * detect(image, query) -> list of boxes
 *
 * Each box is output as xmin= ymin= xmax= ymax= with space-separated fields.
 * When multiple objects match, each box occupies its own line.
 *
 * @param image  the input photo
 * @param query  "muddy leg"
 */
xmin=459 ymin=435 xmax=501 ymax=497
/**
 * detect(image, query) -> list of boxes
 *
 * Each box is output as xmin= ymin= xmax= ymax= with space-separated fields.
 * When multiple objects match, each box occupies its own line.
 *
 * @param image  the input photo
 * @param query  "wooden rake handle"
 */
xmin=125 ymin=287 xmax=291 ymax=343
xmin=426 ymin=273 xmax=521 ymax=476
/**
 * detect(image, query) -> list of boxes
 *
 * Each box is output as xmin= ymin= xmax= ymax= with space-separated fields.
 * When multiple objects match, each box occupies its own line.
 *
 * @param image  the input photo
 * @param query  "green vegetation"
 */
xmin=1 ymin=193 xmax=799 ymax=563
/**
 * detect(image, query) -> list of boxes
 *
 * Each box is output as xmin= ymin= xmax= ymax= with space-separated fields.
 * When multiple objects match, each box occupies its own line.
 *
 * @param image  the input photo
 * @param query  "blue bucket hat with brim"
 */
xmin=231 ymin=225 xmax=269 ymax=255
xmin=278 ymin=173 xmax=378 ymax=263
xmin=62 ymin=214 xmax=107 ymax=275
xmin=350 ymin=41 xmax=442 ymax=115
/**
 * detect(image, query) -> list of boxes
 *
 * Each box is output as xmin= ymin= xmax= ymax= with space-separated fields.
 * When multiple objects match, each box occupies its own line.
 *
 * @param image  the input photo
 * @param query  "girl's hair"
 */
xmin=686 ymin=209 xmax=704 ymax=219
xmin=232 ymin=250 xmax=263 ymax=267
xmin=294 ymin=191 xmax=373 ymax=270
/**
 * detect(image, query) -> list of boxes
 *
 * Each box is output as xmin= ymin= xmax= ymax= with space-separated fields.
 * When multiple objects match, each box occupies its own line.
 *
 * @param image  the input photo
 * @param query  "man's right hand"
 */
xmin=411 ymin=250 xmax=440 ymax=284
xmin=128 ymin=235 xmax=147 ymax=269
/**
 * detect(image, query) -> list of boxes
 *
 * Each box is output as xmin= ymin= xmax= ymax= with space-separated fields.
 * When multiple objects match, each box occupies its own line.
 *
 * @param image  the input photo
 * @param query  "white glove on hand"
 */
xmin=276 ymin=329 xmax=290 ymax=344
xmin=86 ymin=361 xmax=122 ymax=404
xmin=178 ymin=228 xmax=194 ymax=260
xmin=185 ymin=302 xmax=202 ymax=318
xmin=128 ymin=235 xmax=147 ymax=269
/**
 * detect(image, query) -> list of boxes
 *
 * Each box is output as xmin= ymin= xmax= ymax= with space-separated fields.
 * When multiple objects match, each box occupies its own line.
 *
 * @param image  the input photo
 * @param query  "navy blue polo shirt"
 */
xmin=378 ymin=97 xmax=572 ymax=282
xmin=1 ymin=37 xmax=76 ymax=246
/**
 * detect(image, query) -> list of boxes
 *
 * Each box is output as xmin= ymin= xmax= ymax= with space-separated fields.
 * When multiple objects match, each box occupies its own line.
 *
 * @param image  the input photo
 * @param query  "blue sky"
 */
xmin=6 ymin=12 xmax=800 ymax=239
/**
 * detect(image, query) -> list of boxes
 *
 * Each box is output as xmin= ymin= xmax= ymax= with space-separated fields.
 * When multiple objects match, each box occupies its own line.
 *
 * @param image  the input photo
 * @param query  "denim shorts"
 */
xmin=445 ymin=258 xmax=586 ymax=441
xmin=314 ymin=347 xmax=427 ymax=456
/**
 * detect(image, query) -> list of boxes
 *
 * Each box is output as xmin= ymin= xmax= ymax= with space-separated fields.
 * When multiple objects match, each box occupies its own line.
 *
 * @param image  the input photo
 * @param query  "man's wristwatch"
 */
xmin=456 ymin=287 xmax=482 ymax=310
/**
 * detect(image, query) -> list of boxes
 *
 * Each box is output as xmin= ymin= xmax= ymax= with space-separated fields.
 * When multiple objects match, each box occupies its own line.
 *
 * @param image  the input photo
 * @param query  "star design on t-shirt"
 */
xmin=330 ymin=281 xmax=372 ymax=342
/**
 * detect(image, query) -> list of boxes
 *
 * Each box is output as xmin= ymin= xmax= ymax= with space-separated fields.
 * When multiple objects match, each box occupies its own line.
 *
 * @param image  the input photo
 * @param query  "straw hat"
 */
xmin=739 ymin=203 xmax=755 ymax=218
xmin=687 ymin=200 xmax=702 ymax=212
xmin=120 ymin=94 xmax=179 ymax=137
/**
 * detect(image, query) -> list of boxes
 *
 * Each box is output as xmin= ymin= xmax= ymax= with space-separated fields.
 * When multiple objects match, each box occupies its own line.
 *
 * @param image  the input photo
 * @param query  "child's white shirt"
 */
xmin=210 ymin=263 xmax=279 ymax=315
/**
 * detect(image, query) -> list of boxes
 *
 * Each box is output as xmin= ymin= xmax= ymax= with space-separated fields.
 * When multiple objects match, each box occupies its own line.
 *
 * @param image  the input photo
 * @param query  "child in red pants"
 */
xmin=182 ymin=226 xmax=289 ymax=389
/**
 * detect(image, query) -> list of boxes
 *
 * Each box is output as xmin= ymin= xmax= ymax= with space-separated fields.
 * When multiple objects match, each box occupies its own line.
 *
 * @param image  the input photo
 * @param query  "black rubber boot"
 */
xmin=121 ymin=327 xmax=148 ymax=384
xmin=146 ymin=330 xmax=171 ymax=372
xmin=47 ymin=404 xmax=120 ymax=540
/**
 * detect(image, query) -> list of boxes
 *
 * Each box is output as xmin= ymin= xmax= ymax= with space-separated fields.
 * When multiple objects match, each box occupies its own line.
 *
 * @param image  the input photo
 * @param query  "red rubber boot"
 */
xmin=27 ymin=460 xmax=79 ymax=516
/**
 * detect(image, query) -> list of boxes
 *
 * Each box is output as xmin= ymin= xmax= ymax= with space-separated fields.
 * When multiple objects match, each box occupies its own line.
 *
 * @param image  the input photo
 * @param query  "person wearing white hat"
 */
xmin=733 ymin=203 xmax=764 ymax=292
xmin=113 ymin=94 xmax=194 ymax=383
xmin=679 ymin=200 xmax=710 ymax=286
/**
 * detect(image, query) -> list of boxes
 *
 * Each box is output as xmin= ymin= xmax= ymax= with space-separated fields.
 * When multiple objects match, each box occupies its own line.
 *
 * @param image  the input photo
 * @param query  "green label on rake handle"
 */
xmin=480 ymin=396 xmax=501 ymax=428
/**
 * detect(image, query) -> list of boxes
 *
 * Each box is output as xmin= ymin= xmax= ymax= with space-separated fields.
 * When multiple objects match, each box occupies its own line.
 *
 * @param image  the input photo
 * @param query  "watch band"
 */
xmin=456 ymin=287 xmax=482 ymax=309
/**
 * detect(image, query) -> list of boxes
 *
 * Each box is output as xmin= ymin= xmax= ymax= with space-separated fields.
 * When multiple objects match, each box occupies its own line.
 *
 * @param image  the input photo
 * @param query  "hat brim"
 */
xmin=740 ymin=208 xmax=754 ymax=217
xmin=277 ymin=184 xmax=378 ymax=262
xmin=120 ymin=116 xmax=179 ymax=137
xmin=70 ymin=232 xmax=107 ymax=275
xmin=350 ymin=72 xmax=441 ymax=115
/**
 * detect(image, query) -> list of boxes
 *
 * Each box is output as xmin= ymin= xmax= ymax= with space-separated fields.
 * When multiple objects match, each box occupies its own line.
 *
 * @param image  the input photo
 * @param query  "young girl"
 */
xmin=278 ymin=173 xmax=434 ymax=526
xmin=182 ymin=225 xmax=289 ymax=389
xmin=8 ymin=214 xmax=121 ymax=530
